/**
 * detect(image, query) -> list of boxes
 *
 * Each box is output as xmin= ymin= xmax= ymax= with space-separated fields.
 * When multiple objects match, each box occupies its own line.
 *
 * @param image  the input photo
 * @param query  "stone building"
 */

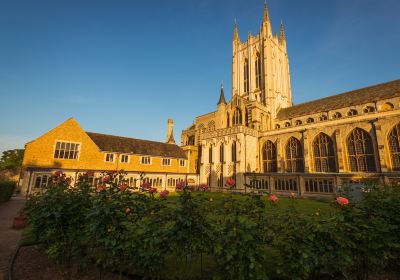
xmin=19 ymin=118 xmax=198 ymax=195
xmin=181 ymin=4 xmax=400 ymax=196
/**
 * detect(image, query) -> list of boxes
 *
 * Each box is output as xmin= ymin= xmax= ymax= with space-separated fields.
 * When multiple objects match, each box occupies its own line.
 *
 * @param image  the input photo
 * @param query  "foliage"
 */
xmin=24 ymin=174 xmax=400 ymax=279
xmin=0 ymin=149 xmax=24 ymax=170
xmin=0 ymin=180 xmax=16 ymax=203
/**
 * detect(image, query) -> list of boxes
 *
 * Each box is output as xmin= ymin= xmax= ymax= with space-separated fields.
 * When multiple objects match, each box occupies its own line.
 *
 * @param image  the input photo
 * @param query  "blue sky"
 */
xmin=0 ymin=0 xmax=399 ymax=153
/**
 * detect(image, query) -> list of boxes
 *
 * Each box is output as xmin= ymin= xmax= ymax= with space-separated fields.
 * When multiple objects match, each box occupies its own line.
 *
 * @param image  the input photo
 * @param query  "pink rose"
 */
xmin=149 ymin=187 xmax=158 ymax=194
xmin=141 ymin=181 xmax=151 ymax=189
xmin=199 ymin=183 xmax=209 ymax=191
xmin=336 ymin=196 xmax=349 ymax=206
xmin=176 ymin=181 xmax=186 ymax=191
xmin=97 ymin=185 xmax=106 ymax=192
xmin=160 ymin=189 xmax=169 ymax=198
xmin=102 ymin=175 xmax=111 ymax=183
xmin=268 ymin=195 xmax=279 ymax=203
xmin=225 ymin=178 xmax=236 ymax=187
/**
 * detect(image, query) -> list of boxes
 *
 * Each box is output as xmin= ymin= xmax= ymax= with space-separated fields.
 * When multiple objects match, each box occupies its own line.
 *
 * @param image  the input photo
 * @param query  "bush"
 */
xmin=24 ymin=174 xmax=400 ymax=279
xmin=0 ymin=180 xmax=16 ymax=203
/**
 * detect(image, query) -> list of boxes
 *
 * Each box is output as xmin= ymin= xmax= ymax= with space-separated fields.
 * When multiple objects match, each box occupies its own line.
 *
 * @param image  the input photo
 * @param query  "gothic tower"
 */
xmin=232 ymin=3 xmax=292 ymax=119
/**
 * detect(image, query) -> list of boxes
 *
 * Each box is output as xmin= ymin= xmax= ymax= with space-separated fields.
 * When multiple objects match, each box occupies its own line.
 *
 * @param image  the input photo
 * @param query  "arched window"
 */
xmin=188 ymin=135 xmax=195 ymax=145
xmin=233 ymin=108 xmax=242 ymax=126
xmin=319 ymin=115 xmax=328 ymax=121
xmin=275 ymin=124 xmax=281 ymax=129
xmin=295 ymin=120 xmax=302 ymax=126
xmin=381 ymin=102 xmax=394 ymax=111
xmin=262 ymin=140 xmax=277 ymax=172
xmin=285 ymin=122 xmax=291 ymax=127
xmin=208 ymin=120 xmax=215 ymax=131
xmin=388 ymin=123 xmax=400 ymax=171
xmin=313 ymin=133 xmax=337 ymax=172
xmin=226 ymin=113 xmax=230 ymax=127
xmin=245 ymin=108 xmax=249 ymax=127
xmin=218 ymin=173 xmax=223 ymax=187
xmin=209 ymin=146 xmax=213 ymax=163
xmin=285 ymin=137 xmax=304 ymax=172
xmin=347 ymin=128 xmax=376 ymax=172
xmin=231 ymin=141 xmax=237 ymax=162
xmin=363 ymin=106 xmax=375 ymax=113
xmin=348 ymin=109 xmax=358 ymax=116
xmin=333 ymin=112 xmax=342 ymax=119
xmin=244 ymin=59 xmax=249 ymax=93
xmin=219 ymin=144 xmax=224 ymax=163
xmin=307 ymin=118 xmax=314 ymax=123
xmin=255 ymin=53 xmax=261 ymax=89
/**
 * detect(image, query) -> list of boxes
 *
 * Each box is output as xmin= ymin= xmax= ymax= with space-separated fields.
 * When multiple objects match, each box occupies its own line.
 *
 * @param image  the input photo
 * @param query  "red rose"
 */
xmin=336 ymin=196 xmax=349 ymax=206
xmin=268 ymin=195 xmax=279 ymax=203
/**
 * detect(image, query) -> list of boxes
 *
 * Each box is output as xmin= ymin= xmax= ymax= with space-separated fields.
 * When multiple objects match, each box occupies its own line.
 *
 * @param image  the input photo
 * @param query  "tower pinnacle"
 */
xmin=263 ymin=1 xmax=269 ymax=22
xmin=217 ymin=83 xmax=227 ymax=106
xmin=280 ymin=21 xmax=286 ymax=42
xmin=233 ymin=19 xmax=239 ymax=41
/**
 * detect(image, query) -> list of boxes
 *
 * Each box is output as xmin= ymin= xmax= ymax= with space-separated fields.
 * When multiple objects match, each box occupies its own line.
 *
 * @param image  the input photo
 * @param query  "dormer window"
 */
xmin=295 ymin=120 xmax=302 ymax=126
xmin=275 ymin=124 xmax=281 ymax=129
xmin=285 ymin=122 xmax=291 ymax=127
xmin=333 ymin=112 xmax=342 ymax=119
xmin=105 ymin=153 xmax=114 ymax=162
xmin=363 ymin=106 xmax=375 ymax=113
xmin=307 ymin=118 xmax=314 ymax=123
xmin=319 ymin=115 xmax=328 ymax=121
xmin=348 ymin=109 xmax=358 ymax=116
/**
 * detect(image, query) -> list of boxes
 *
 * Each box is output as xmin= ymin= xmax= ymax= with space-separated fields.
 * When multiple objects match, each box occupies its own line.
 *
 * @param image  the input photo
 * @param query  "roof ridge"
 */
xmin=86 ymin=131 xmax=178 ymax=146
xmin=289 ymin=79 xmax=400 ymax=109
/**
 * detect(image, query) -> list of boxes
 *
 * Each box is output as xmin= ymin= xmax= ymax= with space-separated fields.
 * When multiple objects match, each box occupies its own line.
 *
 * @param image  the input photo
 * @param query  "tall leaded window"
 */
xmin=244 ymin=59 xmax=249 ymax=93
xmin=54 ymin=141 xmax=80 ymax=159
xmin=255 ymin=53 xmax=261 ymax=89
xmin=388 ymin=123 xmax=400 ymax=170
xmin=220 ymin=144 xmax=224 ymax=163
xmin=313 ymin=133 xmax=337 ymax=172
xmin=227 ymin=113 xmax=230 ymax=127
xmin=231 ymin=141 xmax=237 ymax=162
xmin=262 ymin=140 xmax=277 ymax=172
xmin=209 ymin=146 xmax=213 ymax=163
xmin=285 ymin=137 xmax=304 ymax=172
xmin=233 ymin=108 xmax=242 ymax=126
xmin=347 ymin=128 xmax=376 ymax=172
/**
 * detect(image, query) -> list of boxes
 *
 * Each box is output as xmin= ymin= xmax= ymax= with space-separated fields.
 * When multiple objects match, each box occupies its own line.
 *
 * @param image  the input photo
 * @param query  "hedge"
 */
xmin=0 ymin=180 xmax=16 ymax=203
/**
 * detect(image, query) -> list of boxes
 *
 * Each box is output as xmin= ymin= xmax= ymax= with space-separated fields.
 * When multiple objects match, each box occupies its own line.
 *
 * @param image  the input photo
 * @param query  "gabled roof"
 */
xmin=276 ymin=79 xmax=400 ymax=120
xmin=86 ymin=132 xmax=186 ymax=159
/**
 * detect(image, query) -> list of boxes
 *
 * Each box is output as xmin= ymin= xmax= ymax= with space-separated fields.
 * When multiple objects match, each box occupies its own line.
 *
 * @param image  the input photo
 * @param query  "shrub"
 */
xmin=0 ymin=180 xmax=16 ymax=203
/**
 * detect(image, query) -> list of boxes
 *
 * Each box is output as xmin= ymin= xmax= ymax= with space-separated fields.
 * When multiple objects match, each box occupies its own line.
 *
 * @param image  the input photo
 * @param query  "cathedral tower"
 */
xmin=232 ymin=3 xmax=292 ymax=118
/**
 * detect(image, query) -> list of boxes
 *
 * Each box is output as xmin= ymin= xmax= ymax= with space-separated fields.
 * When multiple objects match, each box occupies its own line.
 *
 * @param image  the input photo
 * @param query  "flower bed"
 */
xmin=23 ymin=171 xmax=400 ymax=279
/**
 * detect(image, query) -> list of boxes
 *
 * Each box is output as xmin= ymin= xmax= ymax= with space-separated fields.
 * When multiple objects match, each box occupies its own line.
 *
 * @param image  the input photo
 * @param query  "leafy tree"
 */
xmin=0 ymin=149 xmax=24 ymax=170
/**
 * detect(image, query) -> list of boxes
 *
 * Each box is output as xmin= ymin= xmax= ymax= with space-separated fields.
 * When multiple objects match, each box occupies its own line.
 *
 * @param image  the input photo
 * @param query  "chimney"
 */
xmin=166 ymin=119 xmax=176 ymax=144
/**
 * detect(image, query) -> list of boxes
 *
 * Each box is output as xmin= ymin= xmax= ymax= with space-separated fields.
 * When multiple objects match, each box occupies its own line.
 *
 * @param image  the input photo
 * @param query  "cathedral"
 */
xmin=181 ymin=4 xmax=400 ymax=196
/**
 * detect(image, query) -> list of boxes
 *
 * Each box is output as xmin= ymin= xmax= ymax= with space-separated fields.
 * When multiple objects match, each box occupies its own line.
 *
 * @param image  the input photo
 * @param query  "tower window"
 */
xmin=255 ymin=53 xmax=262 ymax=89
xmin=233 ymin=107 xmax=242 ymax=126
xmin=244 ymin=59 xmax=249 ymax=93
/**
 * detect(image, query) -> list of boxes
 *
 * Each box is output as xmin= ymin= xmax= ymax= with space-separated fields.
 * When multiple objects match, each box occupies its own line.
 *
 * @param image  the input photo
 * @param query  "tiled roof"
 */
xmin=276 ymin=79 xmax=400 ymax=120
xmin=86 ymin=132 xmax=187 ymax=159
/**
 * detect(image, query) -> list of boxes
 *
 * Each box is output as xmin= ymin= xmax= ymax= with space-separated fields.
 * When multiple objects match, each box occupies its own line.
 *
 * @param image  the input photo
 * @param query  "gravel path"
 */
xmin=0 ymin=195 xmax=25 ymax=280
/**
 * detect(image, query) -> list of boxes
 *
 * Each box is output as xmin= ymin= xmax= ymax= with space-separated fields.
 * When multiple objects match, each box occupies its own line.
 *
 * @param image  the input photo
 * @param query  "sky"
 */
xmin=0 ymin=0 xmax=399 ymax=153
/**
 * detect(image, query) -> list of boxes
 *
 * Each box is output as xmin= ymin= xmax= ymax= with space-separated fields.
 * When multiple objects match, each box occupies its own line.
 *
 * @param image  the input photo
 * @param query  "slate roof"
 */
xmin=86 ymin=132 xmax=187 ymax=159
xmin=276 ymin=79 xmax=400 ymax=120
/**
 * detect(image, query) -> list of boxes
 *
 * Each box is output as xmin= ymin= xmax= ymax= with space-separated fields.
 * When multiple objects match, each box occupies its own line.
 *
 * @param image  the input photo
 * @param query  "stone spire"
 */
xmin=217 ymin=83 xmax=227 ymax=106
xmin=233 ymin=19 xmax=239 ymax=41
xmin=263 ymin=1 xmax=270 ymax=22
xmin=166 ymin=119 xmax=176 ymax=144
xmin=280 ymin=21 xmax=286 ymax=42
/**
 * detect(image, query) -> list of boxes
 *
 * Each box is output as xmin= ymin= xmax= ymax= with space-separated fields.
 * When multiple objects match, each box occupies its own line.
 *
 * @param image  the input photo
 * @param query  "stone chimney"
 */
xmin=166 ymin=119 xmax=176 ymax=144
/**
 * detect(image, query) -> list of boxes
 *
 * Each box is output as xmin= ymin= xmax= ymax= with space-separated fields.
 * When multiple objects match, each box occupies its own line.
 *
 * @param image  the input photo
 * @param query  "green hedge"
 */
xmin=0 ymin=180 xmax=16 ymax=203
xmin=24 ymin=172 xmax=400 ymax=279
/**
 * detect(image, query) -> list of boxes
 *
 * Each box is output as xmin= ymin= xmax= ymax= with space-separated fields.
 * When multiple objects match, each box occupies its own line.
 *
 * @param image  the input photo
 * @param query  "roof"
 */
xmin=217 ymin=86 xmax=227 ymax=105
xmin=86 ymin=132 xmax=187 ymax=159
xmin=276 ymin=79 xmax=400 ymax=120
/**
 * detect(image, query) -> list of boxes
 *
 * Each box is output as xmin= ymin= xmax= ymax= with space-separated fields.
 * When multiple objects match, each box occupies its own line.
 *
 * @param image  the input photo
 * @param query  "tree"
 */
xmin=0 ymin=149 xmax=24 ymax=170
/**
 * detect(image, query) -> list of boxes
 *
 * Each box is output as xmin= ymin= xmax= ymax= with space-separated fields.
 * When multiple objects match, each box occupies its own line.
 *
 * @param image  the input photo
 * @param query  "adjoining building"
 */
xmin=181 ymin=4 xmax=400 ymax=196
xmin=19 ymin=117 xmax=198 ymax=195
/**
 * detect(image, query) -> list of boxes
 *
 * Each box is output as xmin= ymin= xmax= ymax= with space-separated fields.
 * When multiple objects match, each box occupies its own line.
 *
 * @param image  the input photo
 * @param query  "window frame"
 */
xmin=162 ymin=158 xmax=171 ymax=166
xmin=53 ymin=140 xmax=81 ymax=160
xmin=120 ymin=154 xmax=130 ymax=163
xmin=104 ymin=153 xmax=115 ymax=163
xmin=140 ymin=156 xmax=152 ymax=165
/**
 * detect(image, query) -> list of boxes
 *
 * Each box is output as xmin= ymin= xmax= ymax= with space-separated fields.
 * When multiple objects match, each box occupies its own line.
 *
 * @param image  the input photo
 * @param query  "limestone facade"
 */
xmin=181 ymin=4 xmax=400 ymax=196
